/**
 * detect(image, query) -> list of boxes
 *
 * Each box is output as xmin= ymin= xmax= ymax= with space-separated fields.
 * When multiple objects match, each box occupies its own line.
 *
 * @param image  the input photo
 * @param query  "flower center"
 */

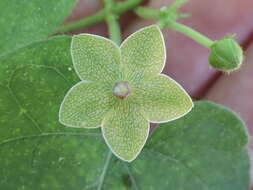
xmin=112 ymin=82 xmax=131 ymax=99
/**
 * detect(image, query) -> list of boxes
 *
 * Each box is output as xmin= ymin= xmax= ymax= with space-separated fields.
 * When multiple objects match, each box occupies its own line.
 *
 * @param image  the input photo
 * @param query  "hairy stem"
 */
xmin=55 ymin=0 xmax=144 ymax=34
xmin=115 ymin=0 xmax=143 ymax=13
xmin=166 ymin=21 xmax=213 ymax=48
xmin=56 ymin=0 xmax=214 ymax=49
xmin=106 ymin=14 xmax=121 ymax=45
xmin=134 ymin=6 xmax=160 ymax=19
xmin=56 ymin=10 xmax=105 ymax=34
xmin=104 ymin=0 xmax=121 ymax=45
xmin=134 ymin=6 xmax=214 ymax=49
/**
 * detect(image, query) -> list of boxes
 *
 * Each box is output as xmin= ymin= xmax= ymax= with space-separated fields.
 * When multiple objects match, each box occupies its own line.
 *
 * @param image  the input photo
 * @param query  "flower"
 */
xmin=59 ymin=25 xmax=193 ymax=162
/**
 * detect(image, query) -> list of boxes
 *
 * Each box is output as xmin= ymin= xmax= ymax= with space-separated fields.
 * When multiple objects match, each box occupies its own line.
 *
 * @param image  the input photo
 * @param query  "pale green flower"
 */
xmin=59 ymin=25 xmax=193 ymax=162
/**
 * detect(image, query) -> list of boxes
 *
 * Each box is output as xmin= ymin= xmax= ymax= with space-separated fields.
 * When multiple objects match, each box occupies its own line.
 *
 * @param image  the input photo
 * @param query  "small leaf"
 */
xmin=59 ymin=81 xmax=115 ymax=128
xmin=133 ymin=74 xmax=193 ymax=122
xmin=102 ymin=101 xmax=149 ymax=162
xmin=71 ymin=34 xmax=121 ymax=84
xmin=0 ymin=0 xmax=77 ymax=56
xmin=121 ymin=25 xmax=166 ymax=82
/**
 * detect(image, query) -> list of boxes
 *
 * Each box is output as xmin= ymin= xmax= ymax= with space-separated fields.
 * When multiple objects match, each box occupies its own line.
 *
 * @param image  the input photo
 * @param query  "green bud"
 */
xmin=208 ymin=37 xmax=243 ymax=72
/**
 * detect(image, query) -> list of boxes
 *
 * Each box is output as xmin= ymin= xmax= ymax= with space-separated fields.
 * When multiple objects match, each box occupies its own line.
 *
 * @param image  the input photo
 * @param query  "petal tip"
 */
xmin=101 ymin=120 xmax=148 ymax=162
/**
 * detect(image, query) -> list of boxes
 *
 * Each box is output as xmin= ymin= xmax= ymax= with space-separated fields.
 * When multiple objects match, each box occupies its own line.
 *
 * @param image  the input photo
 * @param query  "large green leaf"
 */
xmin=0 ymin=37 xmax=249 ymax=189
xmin=0 ymin=0 xmax=76 ymax=56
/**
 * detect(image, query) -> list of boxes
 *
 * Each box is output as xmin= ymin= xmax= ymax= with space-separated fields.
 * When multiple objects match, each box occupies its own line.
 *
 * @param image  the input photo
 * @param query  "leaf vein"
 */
xmin=97 ymin=151 xmax=113 ymax=190
xmin=0 ymin=132 xmax=101 ymax=147
xmin=122 ymin=163 xmax=140 ymax=190
xmin=147 ymin=149 xmax=210 ymax=190
xmin=7 ymin=85 xmax=43 ymax=133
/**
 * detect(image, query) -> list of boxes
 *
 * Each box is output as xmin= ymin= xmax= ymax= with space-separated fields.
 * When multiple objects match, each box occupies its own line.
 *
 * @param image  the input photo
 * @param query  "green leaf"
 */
xmin=132 ymin=74 xmax=193 ymax=122
xmin=121 ymin=25 xmax=166 ymax=83
xmin=59 ymin=81 xmax=115 ymax=128
xmin=0 ymin=0 xmax=77 ymax=56
xmin=0 ymin=36 xmax=80 ymax=138
xmin=0 ymin=37 xmax=249 ymax=189
xmin=71 ymin=34 xmax=121 ymax=84
xmin=102 ymin=101 xmax=149 ymax=162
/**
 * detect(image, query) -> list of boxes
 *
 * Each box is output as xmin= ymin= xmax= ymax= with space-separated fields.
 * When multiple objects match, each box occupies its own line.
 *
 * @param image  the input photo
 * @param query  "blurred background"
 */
xmin=65 ymin=0 xmax=253 ymax=187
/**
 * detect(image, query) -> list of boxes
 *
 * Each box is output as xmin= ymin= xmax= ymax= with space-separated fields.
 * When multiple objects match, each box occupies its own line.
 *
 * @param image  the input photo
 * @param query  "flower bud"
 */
xmin=208 ymin=37 xmax=243 ymax=72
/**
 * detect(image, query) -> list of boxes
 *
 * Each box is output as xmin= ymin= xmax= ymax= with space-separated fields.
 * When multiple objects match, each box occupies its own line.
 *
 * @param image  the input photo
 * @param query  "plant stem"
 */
xmin=134 ymin=6 xmax=214 ymax=49
xmin=106 ymin=14 xmax=121 ymax=45
xmin=55 ymin=0 xmax=144 ymax=34
xmin=104 ymin=0 xmax=121 ymax=45
xmin=115 ymin=0 xmax=143 ymax=14
xmin=56 ymin=10 xmax=105 ymax=33
xmin=166 ymin=21 xmax=213 ymax=48
xmin=134 ymin=6 xmax=160 ymax=19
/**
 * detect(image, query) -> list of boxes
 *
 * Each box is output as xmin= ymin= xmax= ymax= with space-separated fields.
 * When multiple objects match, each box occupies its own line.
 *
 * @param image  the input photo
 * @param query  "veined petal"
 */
xmin=120 ymin=25 xmax=166 ymax=83
xmin=71 ymin=34 xmax=121 ymax=84
xmin=102 ymin=102 xmax=149 ymax=162
xmin=59 ymin=81 xmax=115 ymax=128
xmin=133 ymin=74 xmax=193 ymax=123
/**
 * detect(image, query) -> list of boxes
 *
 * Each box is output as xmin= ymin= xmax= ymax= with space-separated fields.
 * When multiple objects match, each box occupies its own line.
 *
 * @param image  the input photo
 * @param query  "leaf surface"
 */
xmin=0 ymin=0 xmax=76 ymax=56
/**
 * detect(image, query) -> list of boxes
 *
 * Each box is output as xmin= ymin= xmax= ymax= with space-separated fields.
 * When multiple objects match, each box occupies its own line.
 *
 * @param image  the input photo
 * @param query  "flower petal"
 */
xmin=59 ymin=81 xmax=115 ymax=128
xmin=71 ymin=34 xmax=121 ymax=84
xmin=120 ymin=25 xmax=166 ymax=83
xmin=133 ymin=74 xmax=193 ymax=123
xmin=102 ymin=102 xmax=149 ymax=162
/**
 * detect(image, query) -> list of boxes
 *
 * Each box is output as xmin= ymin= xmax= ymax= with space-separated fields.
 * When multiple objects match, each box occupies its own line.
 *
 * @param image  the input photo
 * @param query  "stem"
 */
xmin=106 ymin=14 xmax=121 ymax=45
xmin=115 ymin=0 xmax=143 ymax=14
xmin=56 ymin=0 xmax=144 ymax=34
xmin=134 ymin=6 xmax=214 ymax=49
xmin=104 ymin=0 xmax=121 ymax=45
xmin=56 ymin=10 xmax=105 ymax=33
xmin=167 ymin=21 xmax=213 ymax=48
xmin=134 ymin=6 xmax=160 ymax=19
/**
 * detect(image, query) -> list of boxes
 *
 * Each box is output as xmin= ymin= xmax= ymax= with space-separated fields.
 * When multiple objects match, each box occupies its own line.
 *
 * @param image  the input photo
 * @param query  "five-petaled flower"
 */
xmin=59 ymin=25 xmax=193 ymax=162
